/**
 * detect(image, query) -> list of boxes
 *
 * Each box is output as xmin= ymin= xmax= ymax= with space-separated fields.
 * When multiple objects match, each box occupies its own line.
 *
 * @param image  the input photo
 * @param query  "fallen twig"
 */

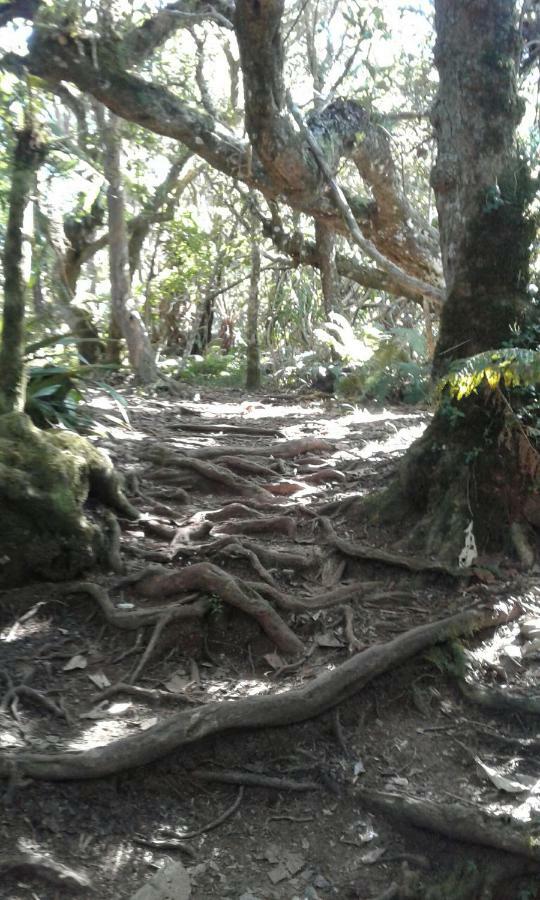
xmin=135 ymin=786 xmax=244 ymax=846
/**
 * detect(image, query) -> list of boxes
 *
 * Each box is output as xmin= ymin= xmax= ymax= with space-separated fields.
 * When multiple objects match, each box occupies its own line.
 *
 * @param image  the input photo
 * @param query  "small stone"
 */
xmin=313 ymin=874 xmax=331 ymax=889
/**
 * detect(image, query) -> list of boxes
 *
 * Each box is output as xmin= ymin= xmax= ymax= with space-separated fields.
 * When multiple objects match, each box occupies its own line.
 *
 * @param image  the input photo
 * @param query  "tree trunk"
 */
xmin=0 ymin=128 xmax=45 ymax=414
xmin=0 ymin=127 xmax=138 ymax=587
xmin=431 ymin=0 xmax=533 ymax=374
xmin=366 ymin=0 xmax=538 ymax=563
xmin=315 ymin=222 xmax=341 ymax=317
xmin=99 ymin=109 xmax=158 ymax=383
xmin=245 ymin=217 xmax=261 ymax=390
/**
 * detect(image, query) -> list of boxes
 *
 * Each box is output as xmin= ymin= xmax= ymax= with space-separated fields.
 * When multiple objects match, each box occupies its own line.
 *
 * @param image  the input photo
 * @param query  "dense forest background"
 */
xmin=0 ymin=0 xmax=449 ymax=406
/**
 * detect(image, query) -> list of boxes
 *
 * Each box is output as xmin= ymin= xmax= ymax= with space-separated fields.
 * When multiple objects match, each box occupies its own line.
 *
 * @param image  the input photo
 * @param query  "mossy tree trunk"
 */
xmin=0 ymin=128 xmax=45 ymax=414
xmin=0 ymin=123 xmax=138 ymax=588
xmin=370 ymin=0 xmax=538 ymax=563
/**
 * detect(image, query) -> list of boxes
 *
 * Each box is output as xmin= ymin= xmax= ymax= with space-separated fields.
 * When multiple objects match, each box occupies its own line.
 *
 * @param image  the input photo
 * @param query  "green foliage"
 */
xmin=439 ymin=347 xmax=540 ymax=400
xmin=337 ymin=326 xmax=431 ymax=404
xmin=424 ymin=641 xmax=467 ymax=680
xmin=177 ymin=347 xmax=247 ymax=387
xmin=25 ymin=365 xmax=88 ymax=430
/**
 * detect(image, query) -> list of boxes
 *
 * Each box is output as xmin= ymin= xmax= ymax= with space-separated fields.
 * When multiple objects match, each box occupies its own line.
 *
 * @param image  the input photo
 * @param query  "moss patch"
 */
xmin=0 ymin=413 xmax=137 ymax=586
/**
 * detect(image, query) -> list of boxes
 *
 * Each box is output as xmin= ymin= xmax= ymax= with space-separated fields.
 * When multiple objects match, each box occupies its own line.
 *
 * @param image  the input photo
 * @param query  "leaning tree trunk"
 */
xmin=245 ymin=217 xmax=261 ymax=390
xmin=0 ymin=128 xmax=45 ymax=413
xmin=100 ymin=109 xmax=158 ymax=383
xmin=367 ymin=0 xmax=537 ymax=564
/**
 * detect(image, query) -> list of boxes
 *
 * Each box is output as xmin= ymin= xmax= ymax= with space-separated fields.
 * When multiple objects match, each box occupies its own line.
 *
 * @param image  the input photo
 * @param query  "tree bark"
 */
xmin=245 ymin=211 xmax=261 ymax=390
xmin=431 ymin=0 xmax=534 ymax=374
xmin=365 ymin=0 xmax=537 ymax=562
xmin=0 ymin=128 xmax=45 ymax=413
xmin=99 ymin=109 xmax=158 ymax=383
xmin=315 ymin=222 xmax=340 ymax=316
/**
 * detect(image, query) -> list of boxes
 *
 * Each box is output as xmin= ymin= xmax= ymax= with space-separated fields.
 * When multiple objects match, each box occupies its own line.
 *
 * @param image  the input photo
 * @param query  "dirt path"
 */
xmin=1 ymin=389 xmax=539 ymax=899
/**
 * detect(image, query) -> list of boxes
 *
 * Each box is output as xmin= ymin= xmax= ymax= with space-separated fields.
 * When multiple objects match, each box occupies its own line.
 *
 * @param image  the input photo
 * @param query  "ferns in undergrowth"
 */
xmin=439 ymin=346 xmax=540 ymax=479
xmin=440 ymin=347 xmax=540 ymax=400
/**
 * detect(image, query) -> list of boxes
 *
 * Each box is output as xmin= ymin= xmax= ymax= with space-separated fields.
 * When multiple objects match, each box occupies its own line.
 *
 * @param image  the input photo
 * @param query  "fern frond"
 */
xmin=440 ymin=348 xmax=540 ymax=399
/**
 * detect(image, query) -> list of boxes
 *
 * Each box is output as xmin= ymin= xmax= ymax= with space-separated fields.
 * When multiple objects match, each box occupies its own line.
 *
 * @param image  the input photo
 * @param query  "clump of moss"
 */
xmin=0 ymin=412 xmax=137 ymax=586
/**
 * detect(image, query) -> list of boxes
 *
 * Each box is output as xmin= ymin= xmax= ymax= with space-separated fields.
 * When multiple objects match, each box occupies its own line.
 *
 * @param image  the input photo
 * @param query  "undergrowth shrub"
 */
xmin=176 ymin=346 xmax=247 ymax=386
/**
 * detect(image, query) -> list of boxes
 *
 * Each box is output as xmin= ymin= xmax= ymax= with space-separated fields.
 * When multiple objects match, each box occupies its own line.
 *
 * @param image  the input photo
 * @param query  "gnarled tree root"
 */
xmin=319 ymin=517 xmax=463 ymax=577
xmin=358 ymin=788 xmax=540 ymax=863
xmin=0 ymin=601 xmax=520 ymax=782
xmin=459 ymin=678 xmax=540 ymax=716
xmin=133 ymin=561 xmax=304 ymax=655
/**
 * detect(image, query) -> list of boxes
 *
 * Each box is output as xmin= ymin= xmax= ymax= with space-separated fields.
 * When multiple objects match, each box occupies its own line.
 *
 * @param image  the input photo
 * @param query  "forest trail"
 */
xmin=1 ymin=388 xmax=539 ymax=900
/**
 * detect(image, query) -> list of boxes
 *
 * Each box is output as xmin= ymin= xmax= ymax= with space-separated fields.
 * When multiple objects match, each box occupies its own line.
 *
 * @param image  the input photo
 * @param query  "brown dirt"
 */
xmin=1 ymin=387 xmax=539 ymax=900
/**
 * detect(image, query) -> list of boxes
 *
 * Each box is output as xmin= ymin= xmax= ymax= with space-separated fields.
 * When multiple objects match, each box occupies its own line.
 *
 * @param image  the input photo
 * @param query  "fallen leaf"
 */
xmin=164 ymin=674 xmax=190 ymax=693
xmin=316 ymin=632 xmax=344 ymax=649
xmin=267 ymin=863 xmax=289 ymax=884
xmin=63 ymin=654 xmax=87 ymax=671
xmin=87 ymin=672 xmax=111 ymax=689
xmin=129 ymin=860 xmax=191 ymax=899
xmin=475 ymin=757 xmax=536 ymax=793
xmin=283 ymin=851 xmax=304 ymax=875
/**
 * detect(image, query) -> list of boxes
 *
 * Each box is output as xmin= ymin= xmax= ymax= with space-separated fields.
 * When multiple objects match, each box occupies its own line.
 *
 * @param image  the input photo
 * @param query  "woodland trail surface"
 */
xmin=1 ymin=388 xmax=538 ymax=900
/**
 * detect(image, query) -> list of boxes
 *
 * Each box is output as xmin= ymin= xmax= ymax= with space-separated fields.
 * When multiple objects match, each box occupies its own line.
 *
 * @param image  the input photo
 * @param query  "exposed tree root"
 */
xmin=136 ymin=786 xmax=244 ymax=845
xmin=0 ymin=850 xmax=92 ymax=892
xmin=0 ymin=602 xmax=520 ymax=781
xmin=191 ymin=768 xmax=319 ymax=791
xmin=301 ymin=467 xmax=347 ymax=485
xmin=59 ymin=582 xmax=210 ymax=629
xmin=142 ymin=519 xmax=176 ymax=541
xmin=358 ymin=788 xmax=540 ymax=862
xmin=144 ymin=436 xmax=334 ymax=465
xmin=212 ymin=515 xmax=297 ymax=539
xmin=343 ymin=604 xmax=366 ymax=652
xmin=205 ymin=502 xmax=265 ymax=522
xmin=212 ymin=455 xmax=277 ymax=477
xmin=133 ymin=562 xmax=304 ymax=655
xmin=2 ymin=684 xmax=67 ymax=720
xmin=170 ymin=421 xmax=284 ymax=437
xmin=459 ymin=678 xmax=540 ymax=716
xmin=319 ymin=518 xmax=463 ymax=577
xmin=208 ymin=536 xmax=322 ymax=571
xmin=127 ymin=611 xmax=176 ymax=684
xmin=146 ymin=454 xmax=272 ymax=497
xmin=253 ymin=579 xmax=409 ymax=613
xmin=95 ymin=683 xmax=199 ymax=705
xmin=215 ymin=542 xmax=280 ymax=586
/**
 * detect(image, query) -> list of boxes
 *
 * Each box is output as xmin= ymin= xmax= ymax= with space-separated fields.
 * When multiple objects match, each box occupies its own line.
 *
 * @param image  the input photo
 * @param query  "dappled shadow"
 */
xmin=1 ymin=389 xmax=539 ymax=898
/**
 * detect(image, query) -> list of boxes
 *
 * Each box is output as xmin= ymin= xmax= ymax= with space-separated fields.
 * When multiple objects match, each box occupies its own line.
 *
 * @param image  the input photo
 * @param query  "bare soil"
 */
xmin=1 ymin=387 xmax=539 ymax=900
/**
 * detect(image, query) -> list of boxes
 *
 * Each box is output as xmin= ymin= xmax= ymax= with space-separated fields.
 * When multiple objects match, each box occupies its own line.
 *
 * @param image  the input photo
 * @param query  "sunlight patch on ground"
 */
xmin=358 ymin=422 xmax=426 ymax=458
xmin=0 ymin=615 xmax=51 ymax=643
xmin=0 ymin=729 xmax=22 ymax=748
xmin=68 ymin=716 xmax=142 ymax=750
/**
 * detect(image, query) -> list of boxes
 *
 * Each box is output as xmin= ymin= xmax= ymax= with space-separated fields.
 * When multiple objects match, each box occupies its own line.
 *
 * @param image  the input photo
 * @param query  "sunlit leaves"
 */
xmin=440 ymin=348 xmax=540 ymax=399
